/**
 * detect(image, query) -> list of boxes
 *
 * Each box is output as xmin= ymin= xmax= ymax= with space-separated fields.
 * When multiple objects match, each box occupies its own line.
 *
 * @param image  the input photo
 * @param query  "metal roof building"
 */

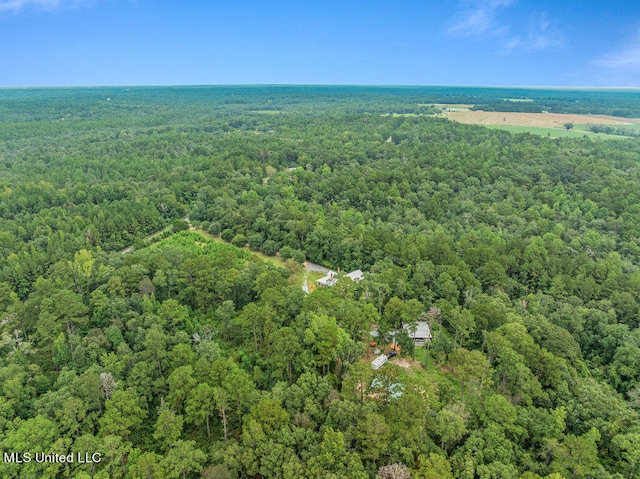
xmin=316 ymin=271 xmax=338 ymax=287
xmin=316 ymin=269 xmax=364 ymax=287
xmin=371 ymin=354 xmax=388 ymax=370
xmin=345 ymin=269 xmax=364 ymax=282
xmin=402 ymin=321 xmax=432 ymax=347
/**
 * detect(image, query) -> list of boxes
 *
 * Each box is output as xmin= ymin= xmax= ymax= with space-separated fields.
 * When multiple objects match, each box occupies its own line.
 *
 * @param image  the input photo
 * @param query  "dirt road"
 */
xmin=302 ymin=261 xmax=331 ymax=294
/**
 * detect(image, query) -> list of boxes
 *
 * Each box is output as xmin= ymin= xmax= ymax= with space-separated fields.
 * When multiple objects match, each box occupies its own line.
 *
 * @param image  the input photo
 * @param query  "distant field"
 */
xmin=483 ymin=125 xmax=627 ymax=139
xmin=443 ymin=107 xmax=640 ymax=139
xmin=447 ymin=110 xmax=640 ymax=127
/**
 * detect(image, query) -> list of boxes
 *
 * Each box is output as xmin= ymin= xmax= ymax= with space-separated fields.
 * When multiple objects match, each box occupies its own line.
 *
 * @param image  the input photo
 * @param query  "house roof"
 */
xmin=402 ymin=321 xmax=432 ymax=339
xmin=371 ymin=354 xmax=388 ymax=370
xmin=345 ymin=269 xmax=364 ymax=282
xmin=316 ymin=269 xmax=363 ymax=287
xmin=316 ymin=271 xmax=338 ymax=286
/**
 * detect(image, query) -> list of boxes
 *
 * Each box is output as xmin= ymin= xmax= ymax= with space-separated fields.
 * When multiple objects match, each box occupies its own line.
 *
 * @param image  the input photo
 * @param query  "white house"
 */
xmin=316 ymin=271 xmax=338 ymax=287
xmin=316 ymin=269 xmax=364 ymax=288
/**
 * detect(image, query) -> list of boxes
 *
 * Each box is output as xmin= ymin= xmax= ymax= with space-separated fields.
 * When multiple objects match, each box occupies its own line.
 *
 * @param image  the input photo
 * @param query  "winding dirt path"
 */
xmin=301 ymin=261 xmax=331 ymax=294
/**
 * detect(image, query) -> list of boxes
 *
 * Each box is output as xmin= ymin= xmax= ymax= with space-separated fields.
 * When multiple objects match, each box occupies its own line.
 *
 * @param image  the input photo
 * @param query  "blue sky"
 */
xmin=0 ymin=0 xmax=639 ymax=87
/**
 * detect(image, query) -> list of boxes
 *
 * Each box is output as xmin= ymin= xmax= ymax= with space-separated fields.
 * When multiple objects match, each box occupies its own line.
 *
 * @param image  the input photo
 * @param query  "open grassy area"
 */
xmin=484 ymin=124 xmax=628 ymax=139
xmin=306 ymin=270 xmax=326 ymax=293
xmin=413 ymin=346 xmax=442 ymax=371
xmin=573 ymin=123 xmax=640 ymax=136
xmin=443 ymin=106 xmax=640 ymax=139
xmin=192 ymin=229 xmax=280 ymax=264
xmin=621 ymin=124 xmax=640 ymax=133
xmin=191 ymin=229 xmax=307 ymax=285
xmin=307 ymin=270 xmax=325 ymax=282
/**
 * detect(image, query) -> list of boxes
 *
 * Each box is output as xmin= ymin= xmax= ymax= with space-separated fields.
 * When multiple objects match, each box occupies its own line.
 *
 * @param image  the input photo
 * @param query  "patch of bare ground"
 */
xmin=447 ymin=110 xmax=640 ymax=128
xmin=391 ymin=357 xmax=420 ymax=369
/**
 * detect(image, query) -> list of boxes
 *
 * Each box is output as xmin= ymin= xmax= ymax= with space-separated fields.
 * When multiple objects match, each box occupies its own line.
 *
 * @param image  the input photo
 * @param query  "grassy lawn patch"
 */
xmin=484 ymin=124 xmax=628 ymax=139
xmin=191 ymin=229 xmax=308 ymax=285
xmin=192 ymin=229 xmax=282 ymax=264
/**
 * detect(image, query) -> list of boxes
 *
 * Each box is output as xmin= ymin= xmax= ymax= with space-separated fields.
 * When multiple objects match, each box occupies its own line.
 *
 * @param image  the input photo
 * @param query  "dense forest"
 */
xmin=2 ymin=86 xmax=640 ymax=478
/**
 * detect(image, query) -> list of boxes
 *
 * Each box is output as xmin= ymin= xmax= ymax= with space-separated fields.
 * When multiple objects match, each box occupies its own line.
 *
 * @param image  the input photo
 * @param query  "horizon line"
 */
xmin=1 ymin=83 xmax=640 ymax=90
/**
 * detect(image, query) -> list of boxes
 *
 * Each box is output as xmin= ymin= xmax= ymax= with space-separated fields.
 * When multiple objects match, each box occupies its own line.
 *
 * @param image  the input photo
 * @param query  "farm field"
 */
xmin=446 ymin=109 xmax=640 ymax=127
xmin=483 ymin=124 xmax=628 ymax=139
xmin=444 ymin=107 xmax=640 ymax=138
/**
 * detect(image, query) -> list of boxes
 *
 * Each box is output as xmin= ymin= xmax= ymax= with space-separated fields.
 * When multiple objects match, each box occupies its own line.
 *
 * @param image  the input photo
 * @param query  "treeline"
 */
xmin=471 ymin=102 xmax=545 ymax=113
xmin=586 ymin=124 xmax=640 ymax=138
xmin=3 ymin=86 xmax=640 ymax=127
xmin=469 ymin=89 xmax=640 ymax=117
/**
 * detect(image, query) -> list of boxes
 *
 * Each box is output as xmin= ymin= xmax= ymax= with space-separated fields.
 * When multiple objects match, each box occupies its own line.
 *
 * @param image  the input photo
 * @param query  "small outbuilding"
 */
xmin=371 ymin=354 xmax=388 ymax=370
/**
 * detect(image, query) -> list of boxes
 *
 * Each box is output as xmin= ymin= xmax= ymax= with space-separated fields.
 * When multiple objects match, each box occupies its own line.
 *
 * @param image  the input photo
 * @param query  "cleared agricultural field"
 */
xmin=443 ymin=107 xmax=640 ymax=138
xmin=447 ymin=110 xmax=640 ymax=128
